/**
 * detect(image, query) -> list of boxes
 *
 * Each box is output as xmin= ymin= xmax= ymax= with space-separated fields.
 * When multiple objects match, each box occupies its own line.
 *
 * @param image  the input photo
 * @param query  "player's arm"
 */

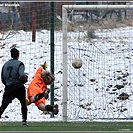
xmin=18 ymin=62 xmax=28 ymax=84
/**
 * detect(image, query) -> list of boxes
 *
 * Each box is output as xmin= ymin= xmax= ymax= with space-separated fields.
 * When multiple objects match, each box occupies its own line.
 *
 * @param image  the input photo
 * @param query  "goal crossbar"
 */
xmin=63 ymin=5 xmax=133 ymax=10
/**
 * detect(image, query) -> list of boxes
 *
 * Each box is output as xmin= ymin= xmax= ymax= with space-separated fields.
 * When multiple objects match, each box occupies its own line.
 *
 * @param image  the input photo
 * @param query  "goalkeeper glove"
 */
xmin=40 ymin=61 xmax=48 ymax=70
xmin=43 ymin=89 xmax=50 ymax=99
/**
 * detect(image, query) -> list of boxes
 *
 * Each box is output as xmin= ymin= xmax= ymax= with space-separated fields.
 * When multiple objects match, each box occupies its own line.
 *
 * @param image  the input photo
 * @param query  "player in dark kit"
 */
xmin=0 ymin=48 xmax=28 ymax=126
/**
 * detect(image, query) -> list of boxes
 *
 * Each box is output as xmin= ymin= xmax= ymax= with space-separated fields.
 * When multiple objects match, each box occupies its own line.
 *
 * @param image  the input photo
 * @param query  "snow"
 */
xmin=0 ymin=26 xmax=133 ymax=122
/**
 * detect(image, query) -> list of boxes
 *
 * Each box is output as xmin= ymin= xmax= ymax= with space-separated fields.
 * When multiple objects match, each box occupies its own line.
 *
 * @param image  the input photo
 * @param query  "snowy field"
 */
xmin=0 ymin=25 xmax=133 ymax=122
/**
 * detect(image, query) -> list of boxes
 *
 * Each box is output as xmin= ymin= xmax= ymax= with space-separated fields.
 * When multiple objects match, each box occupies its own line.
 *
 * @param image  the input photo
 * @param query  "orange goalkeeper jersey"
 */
xmin=27 ymin=67 xmax=48 ymax=106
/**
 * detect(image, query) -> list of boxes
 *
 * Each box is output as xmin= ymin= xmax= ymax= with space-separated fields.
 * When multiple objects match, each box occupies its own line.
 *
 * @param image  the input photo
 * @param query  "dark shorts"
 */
xmin=2 ymin=83 xmax=26 ymax=105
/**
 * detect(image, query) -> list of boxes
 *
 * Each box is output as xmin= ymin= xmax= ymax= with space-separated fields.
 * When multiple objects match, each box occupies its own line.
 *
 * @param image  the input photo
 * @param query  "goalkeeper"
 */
xmin=26 ymin=62 xmax=59 ymax=115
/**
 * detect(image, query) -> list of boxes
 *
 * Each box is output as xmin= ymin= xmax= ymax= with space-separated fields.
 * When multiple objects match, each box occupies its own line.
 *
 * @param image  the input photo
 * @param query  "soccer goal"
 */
xmin=62 ymin=4 xmax=133 ymax=121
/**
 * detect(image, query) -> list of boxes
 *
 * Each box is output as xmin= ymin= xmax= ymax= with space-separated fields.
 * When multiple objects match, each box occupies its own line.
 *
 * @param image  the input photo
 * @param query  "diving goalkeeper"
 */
xmin=26 ymin=62 xmax=59 ymax=115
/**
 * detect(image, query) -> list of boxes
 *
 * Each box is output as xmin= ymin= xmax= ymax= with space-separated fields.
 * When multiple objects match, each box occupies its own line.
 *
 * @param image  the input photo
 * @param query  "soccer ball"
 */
xmin=72 ymin=58 xmax=82 ymax=69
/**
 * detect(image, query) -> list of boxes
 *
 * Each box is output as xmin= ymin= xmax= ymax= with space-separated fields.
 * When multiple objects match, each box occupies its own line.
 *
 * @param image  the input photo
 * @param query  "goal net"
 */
xmin=0 ymin=2 xmax=63 ymax=121
xmin=62 ymin=4 xmax=133 ymax=121
xmin=0 ymin=2 xmax=133 ymax=122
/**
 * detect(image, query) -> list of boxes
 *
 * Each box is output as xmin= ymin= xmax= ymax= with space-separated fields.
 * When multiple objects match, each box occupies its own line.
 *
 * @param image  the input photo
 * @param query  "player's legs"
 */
xmin=15 ymin=83 xmax=28 ymax=126
xmin=0 ymin=86 xmax=15 ymax=118
xmin=37 ymin=103 xmax=59 ymax=115
xmin=26 ymin=93 xmax=45 ymax=106
xmin=26 ymin=89 xmax=50 ymax=106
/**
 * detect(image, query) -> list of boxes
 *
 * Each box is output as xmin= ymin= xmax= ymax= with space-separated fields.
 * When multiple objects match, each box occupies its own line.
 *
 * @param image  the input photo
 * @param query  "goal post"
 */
xmin=62 ymin=4 xmax=133 ymax=121
xmin=62 ymin=6 xmax=68 ymax=121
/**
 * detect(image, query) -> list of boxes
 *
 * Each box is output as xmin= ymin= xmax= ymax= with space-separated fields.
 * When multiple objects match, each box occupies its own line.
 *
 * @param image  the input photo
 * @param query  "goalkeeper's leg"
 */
xmin=26 ymin=89 xmax=50 ymax=106
xmin=44 ymin=104 xmax=59 ymax=115
xmin=26 ymin=93 xmax=44 ymax=106
xmin=38 ymin=103 xmax=59 ymax=115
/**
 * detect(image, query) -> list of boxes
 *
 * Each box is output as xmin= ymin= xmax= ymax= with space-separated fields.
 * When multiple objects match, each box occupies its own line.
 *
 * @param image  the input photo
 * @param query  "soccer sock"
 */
xmin=0 ymin=107 xmax=1 ymax=118
xmin=0 ymin=107 xmax=5 ymax=118
xmin=26 ymin=98 xmax=31 ymax=106
xmin=45 ymin=105 xmax=53 ymax=111
xmin=34 ymin=93 xmax=44 ymax=102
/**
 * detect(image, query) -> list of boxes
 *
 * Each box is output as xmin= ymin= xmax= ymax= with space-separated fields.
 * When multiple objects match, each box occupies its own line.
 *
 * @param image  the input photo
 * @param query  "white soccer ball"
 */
xmin=72 ymin=58 xmax=82 ymax=69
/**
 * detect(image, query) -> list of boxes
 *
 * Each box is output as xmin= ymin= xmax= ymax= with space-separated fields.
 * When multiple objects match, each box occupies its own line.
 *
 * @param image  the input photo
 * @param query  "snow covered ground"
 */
xmin=0 ymin=25 xmax=133 ymax=122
